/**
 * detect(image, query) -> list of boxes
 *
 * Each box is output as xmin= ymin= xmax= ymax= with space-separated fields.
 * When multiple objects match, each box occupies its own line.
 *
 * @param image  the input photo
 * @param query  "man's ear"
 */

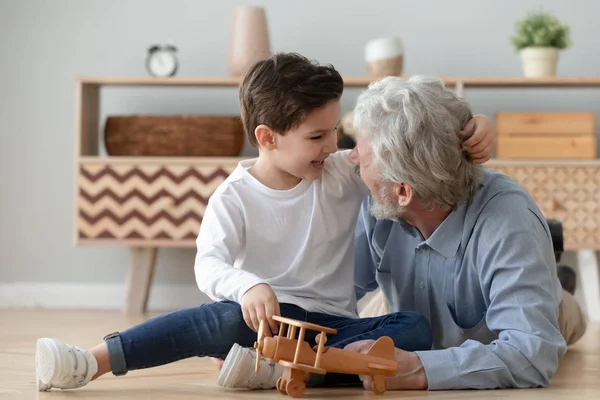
xmin=255 ymin=125 xmax=276 ymax=150
xmin=394 ymin=183 xmax=413 ymax=207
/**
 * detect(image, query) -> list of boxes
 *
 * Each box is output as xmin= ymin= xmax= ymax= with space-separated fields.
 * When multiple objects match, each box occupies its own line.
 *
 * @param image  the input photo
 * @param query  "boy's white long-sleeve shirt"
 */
xmin=194 ymin=150 xmax=367 ymax=318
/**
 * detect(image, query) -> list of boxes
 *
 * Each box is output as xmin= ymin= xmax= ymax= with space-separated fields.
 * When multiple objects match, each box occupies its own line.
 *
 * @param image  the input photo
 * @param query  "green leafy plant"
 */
xmin=510 ymin=10 xmax=571 ymax=50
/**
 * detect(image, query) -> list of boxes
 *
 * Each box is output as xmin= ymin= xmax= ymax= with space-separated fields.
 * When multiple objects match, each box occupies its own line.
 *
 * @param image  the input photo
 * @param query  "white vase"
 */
xmin=228 ymin=6 xmax=271 ymax=76
xmin=519 ymin=47 xmax=559 ymax=77
xmin=364 ymin=37 xmax=404 ymax=78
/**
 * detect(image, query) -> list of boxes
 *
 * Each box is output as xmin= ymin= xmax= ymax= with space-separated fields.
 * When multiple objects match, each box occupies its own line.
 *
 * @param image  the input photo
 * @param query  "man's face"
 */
xmin=349 ymin=135 xmax=406 ymax=219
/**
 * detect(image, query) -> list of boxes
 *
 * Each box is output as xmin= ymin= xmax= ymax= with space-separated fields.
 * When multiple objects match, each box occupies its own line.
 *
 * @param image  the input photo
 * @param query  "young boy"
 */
xmin=35 ymin=52 xmax=493 ymax=391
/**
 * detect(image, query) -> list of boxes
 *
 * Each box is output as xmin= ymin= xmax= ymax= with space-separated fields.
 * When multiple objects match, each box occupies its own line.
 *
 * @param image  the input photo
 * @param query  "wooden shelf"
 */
xmin=77 ymin=76 xmax=600 ymax=88
xmin=486 ymin=158 xmax=600 ymax=166
xmin=78 ymin=76 xmax=241 ymax=87
xmin=451 ymin=76 xmax=600 ymax=88
xmin=71 ymin=72 xmax=600 ymax=317
xmin=78 ymin=76 xmax=376 ymax=87
xmin=77 ymin=155 xmax=600 ymax=167
xmin=78 ymin=238 xmax=195 ymax=248
xmin=79 ymin=155 xmax=247 ymax=165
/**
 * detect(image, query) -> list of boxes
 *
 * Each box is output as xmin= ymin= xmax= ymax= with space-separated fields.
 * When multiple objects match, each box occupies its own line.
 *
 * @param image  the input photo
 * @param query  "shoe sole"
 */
xmin=217 ymin=343 xmax=245 ymax=388
xmin=217 ymin=344 xmax=282 ymax=390
xmin=36 ymin=338 xmax=61 ymax=389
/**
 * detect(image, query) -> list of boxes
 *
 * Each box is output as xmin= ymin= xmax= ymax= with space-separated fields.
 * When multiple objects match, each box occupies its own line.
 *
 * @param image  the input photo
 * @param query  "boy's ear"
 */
xmin=255 ymin=125 xmax=277 ymax=150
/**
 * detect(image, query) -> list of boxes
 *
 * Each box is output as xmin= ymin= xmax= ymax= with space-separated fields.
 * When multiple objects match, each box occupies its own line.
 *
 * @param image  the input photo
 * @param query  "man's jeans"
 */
xmin=104 ymin=301 xmax=432 ymax=384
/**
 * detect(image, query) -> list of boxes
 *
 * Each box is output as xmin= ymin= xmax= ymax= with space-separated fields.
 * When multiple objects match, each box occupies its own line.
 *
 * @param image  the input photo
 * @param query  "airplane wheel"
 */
xmin=372 ymin=376 xmax=386 ymax=395
xmin=285 ymin=379 xmax=306 ymax=398
xmin=276 ymin=377 xmax=287 ymax=394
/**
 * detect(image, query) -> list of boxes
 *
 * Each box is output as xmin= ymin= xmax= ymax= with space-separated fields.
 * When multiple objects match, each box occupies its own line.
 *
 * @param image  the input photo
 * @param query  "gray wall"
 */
xmin=1 ymin=0 xmax=598 ymax=291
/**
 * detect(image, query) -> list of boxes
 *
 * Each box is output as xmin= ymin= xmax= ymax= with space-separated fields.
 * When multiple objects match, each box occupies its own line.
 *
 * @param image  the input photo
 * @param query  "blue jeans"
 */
xmin=104 ymin=301 xmax=432 ymax=386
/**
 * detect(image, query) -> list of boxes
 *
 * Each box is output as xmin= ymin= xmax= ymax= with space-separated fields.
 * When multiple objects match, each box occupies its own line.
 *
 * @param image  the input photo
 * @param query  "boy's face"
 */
xmin=273 ymin=100 xmax=340 ymax=181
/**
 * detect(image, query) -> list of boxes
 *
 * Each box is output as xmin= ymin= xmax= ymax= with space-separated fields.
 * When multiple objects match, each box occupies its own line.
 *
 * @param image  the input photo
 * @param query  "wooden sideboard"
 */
xmin=487 ymin=160 xmax=600 ymax=250
xmin=74 ymin=76 xmax=600 ymax=318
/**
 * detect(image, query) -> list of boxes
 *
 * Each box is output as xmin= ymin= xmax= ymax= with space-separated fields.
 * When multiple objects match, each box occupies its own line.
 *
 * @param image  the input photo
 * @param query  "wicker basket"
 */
xmin=104 ymin=115 xmax=245 ymax=157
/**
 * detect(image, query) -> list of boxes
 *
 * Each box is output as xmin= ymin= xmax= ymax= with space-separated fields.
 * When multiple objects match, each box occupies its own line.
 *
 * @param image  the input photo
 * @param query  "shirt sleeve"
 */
xmin=416 ymin=197 xmax=567 ymax=390
xmin=329 ymin=150 xmax=369 ymax=196
xmin=354 ymin=196 xmax=380 ymax=301
xmin=194 ymin=190 xmax=265 ymax=303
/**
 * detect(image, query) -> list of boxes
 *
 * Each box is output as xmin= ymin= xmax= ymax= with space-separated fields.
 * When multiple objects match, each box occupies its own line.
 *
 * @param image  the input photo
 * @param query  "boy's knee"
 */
xmin=221 ymin=306 xmax=252 ymax=334
xmin=390 ymin=311 xmax=432 ymax=351
xmin=414 ymin=315 xmax=433 ymax=350
xmin=203 ymin=301 xmax=255 ymax=348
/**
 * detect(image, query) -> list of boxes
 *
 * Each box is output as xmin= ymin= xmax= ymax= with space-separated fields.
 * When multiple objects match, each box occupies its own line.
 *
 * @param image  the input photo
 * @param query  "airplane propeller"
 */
xmin=253 ymin=319 xmax=266 ymax=372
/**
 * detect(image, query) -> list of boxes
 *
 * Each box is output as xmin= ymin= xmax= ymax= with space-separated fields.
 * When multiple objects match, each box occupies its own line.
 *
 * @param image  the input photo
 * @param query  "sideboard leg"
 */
xmin=124 ymin=247 xmax=158 ymax=316
xmin=576 ymin=250 xmax=600 ymax=322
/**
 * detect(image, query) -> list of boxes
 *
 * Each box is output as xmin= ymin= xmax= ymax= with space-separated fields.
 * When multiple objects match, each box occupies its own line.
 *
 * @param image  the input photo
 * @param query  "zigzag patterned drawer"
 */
xmin=488 ymin=161 xmax=600 ymax=250
xmin=76 ymin=159 xmax=239 ymax=246
xmin=76 ymin=159 xmax=600 ymax=250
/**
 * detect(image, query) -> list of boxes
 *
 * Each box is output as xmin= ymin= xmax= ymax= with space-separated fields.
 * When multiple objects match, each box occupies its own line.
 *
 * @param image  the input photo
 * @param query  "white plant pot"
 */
xmin=519 ymin=47 xmax=560 ymax=77
xmin=364 ymin=37 xmax=404 ymax=78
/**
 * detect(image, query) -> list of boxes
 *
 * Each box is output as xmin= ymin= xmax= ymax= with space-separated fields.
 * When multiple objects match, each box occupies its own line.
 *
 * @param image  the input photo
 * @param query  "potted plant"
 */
xmin=510 ymin=10 xmax=571 ymax=77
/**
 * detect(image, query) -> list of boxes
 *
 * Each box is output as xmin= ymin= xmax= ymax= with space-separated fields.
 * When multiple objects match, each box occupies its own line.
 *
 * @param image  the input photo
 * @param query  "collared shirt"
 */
xmin=354 ymin=168 xmax=567 ymax=390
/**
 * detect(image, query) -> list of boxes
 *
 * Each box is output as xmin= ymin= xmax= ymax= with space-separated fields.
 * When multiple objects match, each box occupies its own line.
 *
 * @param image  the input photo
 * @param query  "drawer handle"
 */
xmin=552 ymin=198 xmax=563 ymax=211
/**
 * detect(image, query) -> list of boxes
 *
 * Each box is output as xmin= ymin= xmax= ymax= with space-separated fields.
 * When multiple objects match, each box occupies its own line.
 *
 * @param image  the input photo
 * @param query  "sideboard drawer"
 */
xmin=488 ymin=162 xmax=600 ymax=250
xmin=75 ymin=159 xmax=600 ymax=250
xmin=76 ymin=159 xmax=238 ymax=245
xmin=495 ymin=112 xmax=597 ymax=159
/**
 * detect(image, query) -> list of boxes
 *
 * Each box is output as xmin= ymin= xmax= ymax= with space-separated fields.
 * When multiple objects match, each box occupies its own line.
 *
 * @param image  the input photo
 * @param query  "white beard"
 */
xmin=369 ymin=184 xmax=406 ymax=220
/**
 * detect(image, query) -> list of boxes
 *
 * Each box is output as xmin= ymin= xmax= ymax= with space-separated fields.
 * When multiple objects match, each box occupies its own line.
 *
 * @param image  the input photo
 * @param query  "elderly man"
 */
xmin=347 ymin=75 xmax=588 ymax=390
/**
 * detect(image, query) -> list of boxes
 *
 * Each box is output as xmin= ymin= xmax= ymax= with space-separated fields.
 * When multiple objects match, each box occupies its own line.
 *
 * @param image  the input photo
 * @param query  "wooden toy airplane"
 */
xmin=253 ymin=315 xmax=398 ymax=398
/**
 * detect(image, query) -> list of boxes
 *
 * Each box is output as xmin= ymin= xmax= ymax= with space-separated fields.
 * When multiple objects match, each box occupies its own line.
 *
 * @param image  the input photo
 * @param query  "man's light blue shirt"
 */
xmin=354 ymin=168 xmax=567 ymax=390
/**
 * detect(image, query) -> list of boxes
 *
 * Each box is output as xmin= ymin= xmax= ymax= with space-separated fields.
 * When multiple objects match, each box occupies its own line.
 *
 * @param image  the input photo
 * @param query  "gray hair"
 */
xmin=353 ymin=75 xmax=483 ymax=211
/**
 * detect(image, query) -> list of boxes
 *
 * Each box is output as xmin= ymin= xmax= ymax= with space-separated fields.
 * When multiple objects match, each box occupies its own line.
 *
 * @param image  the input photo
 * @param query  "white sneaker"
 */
xmin=217 ymin=343 xmax=284 ymax=389
xmin=35 ymin=338 xmax=98 ymax=391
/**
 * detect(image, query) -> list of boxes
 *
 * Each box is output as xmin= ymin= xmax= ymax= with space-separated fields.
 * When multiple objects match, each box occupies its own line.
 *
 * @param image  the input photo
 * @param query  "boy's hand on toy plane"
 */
xmin=240 ymin=283 xmax=281 ymax=335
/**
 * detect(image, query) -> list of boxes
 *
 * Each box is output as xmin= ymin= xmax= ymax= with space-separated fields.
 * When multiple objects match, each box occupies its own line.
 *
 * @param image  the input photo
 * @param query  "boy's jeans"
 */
xmin=104 ymin=301 xmax=432 ymax=385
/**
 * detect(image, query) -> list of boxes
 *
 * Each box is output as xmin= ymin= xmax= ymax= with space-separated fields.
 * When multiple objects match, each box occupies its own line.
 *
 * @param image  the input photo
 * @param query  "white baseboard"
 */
xmin=0 ymin=282 xmax=210 ymax=311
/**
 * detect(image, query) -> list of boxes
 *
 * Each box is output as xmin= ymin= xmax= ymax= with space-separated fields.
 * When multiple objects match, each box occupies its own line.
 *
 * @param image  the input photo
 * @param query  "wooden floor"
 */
xmin=1 ymin=309 xmax=599 ymax=399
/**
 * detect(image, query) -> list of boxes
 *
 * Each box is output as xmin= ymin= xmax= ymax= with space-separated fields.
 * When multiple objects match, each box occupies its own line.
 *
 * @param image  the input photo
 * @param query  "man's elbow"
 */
xmin=513 ymin=369 xmax=553 ymax=389
xmin=514 ymin=347 xmax=564 ymax=388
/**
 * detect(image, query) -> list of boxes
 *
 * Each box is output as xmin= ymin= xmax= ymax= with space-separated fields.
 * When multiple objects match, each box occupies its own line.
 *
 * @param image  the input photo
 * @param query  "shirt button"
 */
xmin=419 ymin=282 xmax=425 ymax=289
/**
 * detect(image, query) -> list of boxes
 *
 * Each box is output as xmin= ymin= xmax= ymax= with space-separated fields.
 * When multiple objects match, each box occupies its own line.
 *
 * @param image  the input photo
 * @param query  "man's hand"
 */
xmin=240 ymin=283 xmax=280 ymax=335
xmin=344 ymin=340 xmax=428 ymax=390
xmin=461 ymin=114 xmax=494 ymax=164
